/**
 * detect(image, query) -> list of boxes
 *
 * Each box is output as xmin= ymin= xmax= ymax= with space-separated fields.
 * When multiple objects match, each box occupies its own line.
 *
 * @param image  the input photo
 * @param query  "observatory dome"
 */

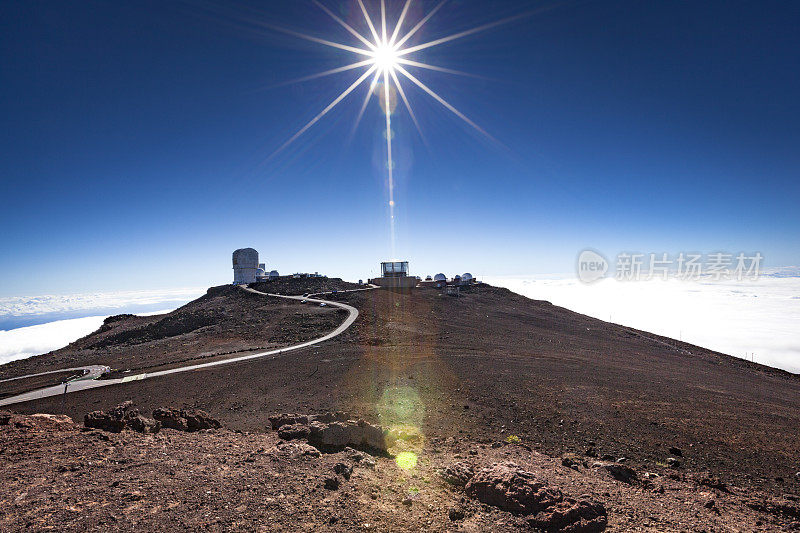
xmin=232 ymin=248 xmax=259 ymax=268
xmin=232 ymin=248 xmax=259 ymax=284
xmin=453 ymin=275 xmax=461 ymax=281
xmin=255 ymin=268 xmax=266 ymax=277
xmin=269 ymin=270 xmax=280 ymax=279
xmin=462 ymin=273 xmax=473 ymax=281
xmin=433 ymin=273 xmax=446 ymax=282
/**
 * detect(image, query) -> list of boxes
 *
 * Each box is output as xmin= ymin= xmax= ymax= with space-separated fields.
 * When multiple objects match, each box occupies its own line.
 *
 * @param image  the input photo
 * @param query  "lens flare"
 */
xmin=395 ymin=451 xmax=418 ymax=470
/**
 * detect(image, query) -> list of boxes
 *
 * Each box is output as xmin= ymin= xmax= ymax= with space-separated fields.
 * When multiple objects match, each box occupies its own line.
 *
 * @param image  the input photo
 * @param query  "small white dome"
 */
xmin=462 ymin=273 xmax=473 ymax=281
xmin=269 ymin=270 xmax=280 ymax=278
xmin=255 ymin=268 xmax=266 ymax=277
xmin=433 ymin=273 xmax=446 ymax=281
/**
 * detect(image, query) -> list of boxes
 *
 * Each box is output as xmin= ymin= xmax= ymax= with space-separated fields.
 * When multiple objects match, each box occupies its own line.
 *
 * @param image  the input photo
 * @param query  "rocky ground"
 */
xmin=1 ymin=280 xmax=799 ymax=530
xmin=1 ymin=408 xmax=798 ymax=531
xmin=249 ymin=276 xmax=364 ymax=296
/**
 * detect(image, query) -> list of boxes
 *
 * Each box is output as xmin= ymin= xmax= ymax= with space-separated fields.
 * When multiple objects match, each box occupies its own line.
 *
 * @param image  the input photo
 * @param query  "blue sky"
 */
xmin=1 ymin=0 xmax=799 ymax=296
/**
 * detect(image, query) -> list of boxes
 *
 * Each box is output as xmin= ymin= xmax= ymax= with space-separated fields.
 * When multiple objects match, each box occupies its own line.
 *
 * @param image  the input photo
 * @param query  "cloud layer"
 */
xmin=0 ymin=315 xmax=107 ymax=366
xmin=0 ymin=288 xmax=205 ymax=318
xmin=0 ymin=288 xmax=205 ymax=330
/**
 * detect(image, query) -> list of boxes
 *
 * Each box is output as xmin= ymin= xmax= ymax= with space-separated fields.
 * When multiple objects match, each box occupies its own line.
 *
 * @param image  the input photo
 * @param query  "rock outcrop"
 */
xmin=84 ymin=403 xmax=219 ymax=433
xmin=440 ymin=462 xmax=475 ymax=487
xmin=464 ymin=462 xmax=607 ymax=532
xmin=152 ymin=407 xmax=221 ymax=432
xmin=269 ymin=412 xmax=389 ymax=452
xmin=84 ymin=402 xmax=159 ymax=434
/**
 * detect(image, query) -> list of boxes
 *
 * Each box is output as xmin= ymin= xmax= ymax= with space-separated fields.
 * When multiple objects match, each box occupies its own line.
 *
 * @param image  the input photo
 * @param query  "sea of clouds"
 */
xmin=483 ymin=275 xmax=800 ymax=374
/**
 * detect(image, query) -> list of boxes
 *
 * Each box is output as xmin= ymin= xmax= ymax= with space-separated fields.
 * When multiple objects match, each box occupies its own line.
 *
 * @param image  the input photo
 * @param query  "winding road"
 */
xmin=0 ymin=287 xmax=367 ymax=407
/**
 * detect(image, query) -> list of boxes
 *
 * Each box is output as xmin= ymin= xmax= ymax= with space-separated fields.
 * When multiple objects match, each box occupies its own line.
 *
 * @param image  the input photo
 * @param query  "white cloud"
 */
xmin=484 ymin=275 xmax=800 ymax=374
xmin=0 ymin=288 xmax=205 ymax=319
xmin=0 ymin=315 xmax=107 ymax=366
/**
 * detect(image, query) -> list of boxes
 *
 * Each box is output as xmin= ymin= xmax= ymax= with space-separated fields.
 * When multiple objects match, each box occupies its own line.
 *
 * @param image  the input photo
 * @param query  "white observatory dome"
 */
xmin=255 ymin=268 xmax=266 ymax=277
xmin=453 ymin=275 xmax=461 ymax=280
xmin=269 ymin=270 xmax=280 ymax=279
xmin=232 ymin=248 xmax=259 ymax=268
xmin=433 ymin=273 xmax=446 ymax=281
xmin=232 ymin=248 xmax=259 ymax=284
xmin=462 ymin=273 xmax=473 ymax=281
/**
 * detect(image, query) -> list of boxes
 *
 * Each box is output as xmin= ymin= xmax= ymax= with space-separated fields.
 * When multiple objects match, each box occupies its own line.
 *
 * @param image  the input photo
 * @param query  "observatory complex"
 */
xmin=232 ymin=248 xmax=476 ymax=292
xmin=232 ymin=248 xmax=279 ymax=284
xmin=369 ymin=261 xmax=418 ymax=291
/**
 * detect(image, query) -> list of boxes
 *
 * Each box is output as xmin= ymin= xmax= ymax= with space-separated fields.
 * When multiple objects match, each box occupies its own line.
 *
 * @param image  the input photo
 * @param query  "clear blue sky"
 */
xmin=1 ymin=0 xmax=798 ymax=296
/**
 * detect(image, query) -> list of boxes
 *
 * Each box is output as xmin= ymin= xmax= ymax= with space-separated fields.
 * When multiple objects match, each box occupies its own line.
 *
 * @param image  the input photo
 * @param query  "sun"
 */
xmin=266 ymin=0 xmax=519 ymax=257
xmin=371 ymin=42 xmax=400 ymax=72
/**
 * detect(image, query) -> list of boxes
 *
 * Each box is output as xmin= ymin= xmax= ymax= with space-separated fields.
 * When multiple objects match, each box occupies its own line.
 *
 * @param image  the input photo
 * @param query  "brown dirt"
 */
xmin=0 ymin=412 xmax=798 ymax=531
xmin=1 ymin=283 xmax=799 ymax=531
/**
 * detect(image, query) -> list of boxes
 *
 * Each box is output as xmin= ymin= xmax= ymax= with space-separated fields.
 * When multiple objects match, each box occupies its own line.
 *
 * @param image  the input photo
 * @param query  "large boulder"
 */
xmin=84 ymin=402 xmax=159 ymax=433
xmin=84 ymin=410 xmax=126 ymax=433
xmin=268 ymin=413 xmax=309 ymax=430
xmin=465 ymin=462 xmax=563 ymax=515
xmin=528 ymin=498 xmax=608 ymax=533
xmin=269 ymin=412 xmax=389 ymax=452
xmin=123 ymin=410 xmax=160 ymax=434
xmin=465 ymin=463 xmax=607 ymax=532
xmin=277 ymin=423 xmax=310 ymax=440
xmin=308 ymin=419 xmax=387 ymax=451
xmin=152 ymin=408 xmax=220 ymax=432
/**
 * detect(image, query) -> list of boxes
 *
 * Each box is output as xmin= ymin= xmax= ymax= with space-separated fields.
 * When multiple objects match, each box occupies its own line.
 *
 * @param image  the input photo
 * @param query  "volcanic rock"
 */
xmin=602 ymin=463 xmax=637 ymax=483
xmin=440 ymin=462 xmax=475 ymax=487
xmin=448 ymin=506 xmax=466 ymax=521
xmin=84 ymin=402 xmax=160 ymax=433
xmin=307 ymin=419 xmax=387 ymax=451
xmin=527 ymin=497 xmax=608 ymax=532
xmin=268 ymin=413 xmax=309 ymax=430
xmin=152 ymin=407 xmax=220 ymax=432
xmin=277 ymin=423 xmax=310 ymax=440
xmin=561 ymin=453 xmax=583 ymax=469
xmin=334 ymin=462 xmax=353 ymax=480
xmin=123 ymin=411 xmax=160 ymax=434
xmin=465 ymin=462 xmax=563 ymax=515
xmin=84 ymin=410 xmax=125 ymax=433
xmin=272 ymin=440 xmax=321 ymax=458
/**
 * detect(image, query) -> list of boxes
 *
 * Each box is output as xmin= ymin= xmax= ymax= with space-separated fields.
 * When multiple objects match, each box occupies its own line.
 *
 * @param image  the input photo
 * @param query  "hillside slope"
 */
xmin=2 ymin=283 xmax=799 ymax=530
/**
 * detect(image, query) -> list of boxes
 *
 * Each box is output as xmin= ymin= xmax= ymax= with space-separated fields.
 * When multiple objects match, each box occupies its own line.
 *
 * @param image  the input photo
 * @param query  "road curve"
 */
xmin=0 ymin=287 xmax=364 ymax=407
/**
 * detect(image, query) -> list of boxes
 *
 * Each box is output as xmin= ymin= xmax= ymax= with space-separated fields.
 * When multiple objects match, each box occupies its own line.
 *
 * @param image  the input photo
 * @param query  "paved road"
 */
xmin=0 ymin=365 xmax=110 ymax=384
xmin=0 ymin=287 xmax=365 ymax=407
